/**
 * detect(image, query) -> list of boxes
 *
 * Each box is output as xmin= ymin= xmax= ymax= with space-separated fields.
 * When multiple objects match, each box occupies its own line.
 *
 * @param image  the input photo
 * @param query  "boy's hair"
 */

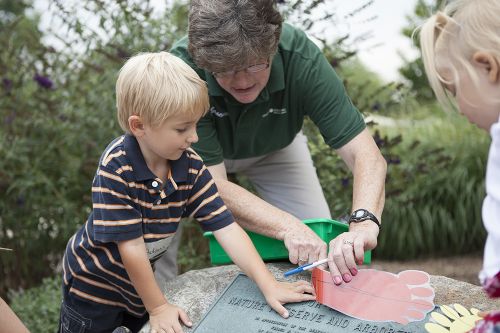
xmin=419 ymin=0 xmax=500 ymax=111
xmin=116 ymin=52 xmax=209 ymax=133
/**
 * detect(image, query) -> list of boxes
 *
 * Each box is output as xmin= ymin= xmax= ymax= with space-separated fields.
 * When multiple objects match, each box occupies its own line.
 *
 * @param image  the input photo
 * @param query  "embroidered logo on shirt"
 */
xmin=209 ymin=106 xmax=228 ymax=118
xmin=262 ymin=108 xmax=287 ymax=118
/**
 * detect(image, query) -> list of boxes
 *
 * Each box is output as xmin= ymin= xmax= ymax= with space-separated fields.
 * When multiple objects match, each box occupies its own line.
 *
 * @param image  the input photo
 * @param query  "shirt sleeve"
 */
xmin=184 ymin=159 xmax=234 ymax=231
xmin=298 ymin=41 xmax=366 ymax=149
xmin=91 ymin=165 xmax=143 ymax=243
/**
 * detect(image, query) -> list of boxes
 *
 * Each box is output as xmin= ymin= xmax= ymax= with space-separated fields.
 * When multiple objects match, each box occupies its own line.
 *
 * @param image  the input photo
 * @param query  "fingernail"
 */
xmin=188 ymin=322 xmax=193 ymax=326
xmin=283 ymin=311 xmax=289 ymax=318
xmin=333 ymin=276 xmax=342 ymax=285
xmin=343 ymin=273 xmax=352 ymax=282
xmin=350 ymin=267 xmax=358 ymax=276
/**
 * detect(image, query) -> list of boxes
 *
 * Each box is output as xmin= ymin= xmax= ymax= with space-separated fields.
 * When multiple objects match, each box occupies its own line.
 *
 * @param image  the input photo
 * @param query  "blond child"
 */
xmin=58 ymin=52 xmax=315 ymax=333
xmin=420 ymin=0 xmax=500 ymax=330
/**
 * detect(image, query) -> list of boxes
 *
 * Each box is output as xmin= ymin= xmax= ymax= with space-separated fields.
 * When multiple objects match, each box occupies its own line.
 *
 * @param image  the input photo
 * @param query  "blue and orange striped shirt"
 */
xmin=62 ymin=134 xmax=234 ymax=316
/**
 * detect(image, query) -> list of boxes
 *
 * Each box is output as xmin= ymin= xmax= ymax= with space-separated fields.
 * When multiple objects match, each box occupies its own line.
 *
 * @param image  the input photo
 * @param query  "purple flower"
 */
xmin=371 ymin=102 xmax=381 ymax=111
xmin=388 ymin=157 xmax=401 ymax=165
xmin=4 ymin=113 xmax=15 ymax=125
xmin=16 ymin=196 xmax=25 ymax=207
xmin=374 ymin=135 xmax=385 ymax=147
xmin=2 ymin=78 xmax=13 ymax=92
xmin=341 ymin=177 xmax=350 ymax=188
xmin=33 ymin=73 xmax=54 ymax=89
xmin=116 ymin=48 xmax=130 ymax=59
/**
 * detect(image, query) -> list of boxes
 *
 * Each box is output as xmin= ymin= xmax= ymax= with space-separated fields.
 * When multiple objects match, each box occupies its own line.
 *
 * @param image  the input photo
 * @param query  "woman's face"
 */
xmin=213 ymin=59 xmax=271 ymax=104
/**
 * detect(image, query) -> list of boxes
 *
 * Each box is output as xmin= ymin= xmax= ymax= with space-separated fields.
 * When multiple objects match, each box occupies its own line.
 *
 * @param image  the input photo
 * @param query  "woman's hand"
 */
xmin=327 ymin=225 xmax=378 ymax=285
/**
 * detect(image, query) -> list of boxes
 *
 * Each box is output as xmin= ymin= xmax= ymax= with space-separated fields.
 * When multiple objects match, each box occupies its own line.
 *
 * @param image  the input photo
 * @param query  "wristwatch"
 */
xmin=348 ymin=209 xmax=381 ymax=229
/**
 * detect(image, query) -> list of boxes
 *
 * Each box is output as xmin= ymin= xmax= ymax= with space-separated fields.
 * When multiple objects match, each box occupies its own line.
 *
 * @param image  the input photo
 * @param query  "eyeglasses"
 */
xmin=212 ymin=62 xmax=270 ymax=79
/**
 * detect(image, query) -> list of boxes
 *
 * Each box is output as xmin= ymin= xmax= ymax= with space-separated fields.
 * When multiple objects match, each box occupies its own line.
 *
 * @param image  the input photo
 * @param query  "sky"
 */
xmin=321 ymin=0 xmax=421 ymax=82
xmin=33 ymin=0 xmax=420 ymax=83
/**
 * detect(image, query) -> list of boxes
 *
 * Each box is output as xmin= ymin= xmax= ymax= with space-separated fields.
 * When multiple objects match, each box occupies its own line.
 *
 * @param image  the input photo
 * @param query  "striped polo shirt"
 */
xmin=62 ymin=134 xmax=234 ymax=316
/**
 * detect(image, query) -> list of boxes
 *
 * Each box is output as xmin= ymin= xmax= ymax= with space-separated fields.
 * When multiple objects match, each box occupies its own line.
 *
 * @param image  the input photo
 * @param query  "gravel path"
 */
xmin=368 ymin=254 xmax=483 ymax=285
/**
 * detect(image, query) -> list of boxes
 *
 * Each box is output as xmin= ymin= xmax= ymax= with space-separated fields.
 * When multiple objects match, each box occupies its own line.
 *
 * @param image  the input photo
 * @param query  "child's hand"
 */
xmin=262 ymin=280 xmax=316 ymax=319
xmin=148 ymin=302 xmax=192 ymax=333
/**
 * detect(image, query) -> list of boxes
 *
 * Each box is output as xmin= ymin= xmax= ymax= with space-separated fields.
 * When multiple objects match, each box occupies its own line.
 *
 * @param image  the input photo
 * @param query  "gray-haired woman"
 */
xmin=162 ymin=0 xmax=386 ymax=286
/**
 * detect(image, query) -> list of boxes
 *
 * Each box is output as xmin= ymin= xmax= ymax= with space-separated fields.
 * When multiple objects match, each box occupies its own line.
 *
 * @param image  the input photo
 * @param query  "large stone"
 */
xmin=140 ymin=263 xmax=500 ymax=332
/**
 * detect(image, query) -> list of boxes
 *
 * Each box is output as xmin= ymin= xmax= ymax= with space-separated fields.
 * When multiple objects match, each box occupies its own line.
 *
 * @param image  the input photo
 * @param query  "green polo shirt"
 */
xmin=171 ymin=23 xmax=365 ymax=166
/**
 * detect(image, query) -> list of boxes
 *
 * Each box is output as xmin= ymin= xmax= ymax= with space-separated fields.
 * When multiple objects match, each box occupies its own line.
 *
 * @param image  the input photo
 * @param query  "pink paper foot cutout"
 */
xmin=312 ymin=268 xmax=435 ymax=325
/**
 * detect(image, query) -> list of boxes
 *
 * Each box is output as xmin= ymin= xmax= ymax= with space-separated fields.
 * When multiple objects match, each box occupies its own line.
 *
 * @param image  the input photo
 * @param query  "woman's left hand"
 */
xmin=326 ymin=224 xmax=379 ymax=285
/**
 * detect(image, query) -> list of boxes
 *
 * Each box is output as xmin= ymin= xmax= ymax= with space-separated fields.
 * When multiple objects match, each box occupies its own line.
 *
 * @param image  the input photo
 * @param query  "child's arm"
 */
xmin=0 ymin=297 xmax=29 ymax=333
xmin=213 ymin=223 xmax=316 ymax=318
xmin=117 ymin=238 xmax=192 ymax=332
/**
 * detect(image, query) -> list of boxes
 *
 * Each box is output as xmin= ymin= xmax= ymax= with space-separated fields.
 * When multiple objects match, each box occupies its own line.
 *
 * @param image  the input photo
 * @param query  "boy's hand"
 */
xmin=148 ymin=302 xmax=192 ymax=333
xmin=262 ymin=280 xmax=316 ymax=319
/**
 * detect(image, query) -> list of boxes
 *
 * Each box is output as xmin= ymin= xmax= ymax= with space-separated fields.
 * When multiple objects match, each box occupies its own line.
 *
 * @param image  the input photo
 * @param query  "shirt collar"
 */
xmin=123 ymin=134 xmax=189 ymax=183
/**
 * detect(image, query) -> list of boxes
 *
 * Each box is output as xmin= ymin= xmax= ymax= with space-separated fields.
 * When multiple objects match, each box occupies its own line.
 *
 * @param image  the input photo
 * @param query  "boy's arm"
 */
xmin=117 ymin=237 xmax=166 ymax=311
xmin=213 ymin=223 xmax=315 ymax=317
xmin=118 ymin=237 xmax=193 ymax=331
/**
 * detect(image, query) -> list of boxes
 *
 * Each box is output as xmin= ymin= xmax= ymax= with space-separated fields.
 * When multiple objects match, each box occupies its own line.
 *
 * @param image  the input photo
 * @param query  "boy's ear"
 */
xmin=472 ymin=51 xmax=500 ymax=83
xmin=128 ymin=115 xmax=145 ymax=136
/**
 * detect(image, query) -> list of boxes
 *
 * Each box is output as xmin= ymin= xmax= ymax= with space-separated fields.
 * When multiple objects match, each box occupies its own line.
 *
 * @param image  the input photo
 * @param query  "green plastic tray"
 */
xmin=203 ymin=218 xmax=371 ymax=265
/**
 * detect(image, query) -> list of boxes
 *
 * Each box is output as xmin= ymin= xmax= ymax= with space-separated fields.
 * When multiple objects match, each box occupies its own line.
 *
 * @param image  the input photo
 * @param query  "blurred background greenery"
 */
xmin=0 ymin=0 xmax=489 ymax=331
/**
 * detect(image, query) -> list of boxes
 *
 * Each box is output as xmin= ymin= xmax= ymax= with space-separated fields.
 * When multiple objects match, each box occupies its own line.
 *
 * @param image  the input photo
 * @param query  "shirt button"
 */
xmin=156 ymin=200 xmax=161 ymax=205
xmin=152 ymin=181 xmax=159 ymax=188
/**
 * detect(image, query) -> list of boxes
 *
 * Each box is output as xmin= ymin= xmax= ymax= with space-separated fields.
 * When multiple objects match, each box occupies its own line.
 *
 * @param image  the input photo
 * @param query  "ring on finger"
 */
xmin=343 ymin=240 xmax=354 ymax=246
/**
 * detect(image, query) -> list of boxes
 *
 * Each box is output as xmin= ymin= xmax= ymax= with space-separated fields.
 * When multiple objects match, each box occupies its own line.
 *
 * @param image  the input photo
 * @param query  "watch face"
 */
xmin=355 ymin=210 xmax=366 ymax=218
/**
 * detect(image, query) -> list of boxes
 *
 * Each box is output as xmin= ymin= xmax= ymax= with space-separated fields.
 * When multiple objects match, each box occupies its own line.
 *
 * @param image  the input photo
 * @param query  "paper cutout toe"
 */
xmin=425 ymin=304 xmax=482 ymax=333
xmin=312 ymin=268 xmax=435 ymax=324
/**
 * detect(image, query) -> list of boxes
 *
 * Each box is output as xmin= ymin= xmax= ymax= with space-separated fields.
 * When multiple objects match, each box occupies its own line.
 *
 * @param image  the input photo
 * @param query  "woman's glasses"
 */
xmin=212 ymin=62 xmax=270 ymax=79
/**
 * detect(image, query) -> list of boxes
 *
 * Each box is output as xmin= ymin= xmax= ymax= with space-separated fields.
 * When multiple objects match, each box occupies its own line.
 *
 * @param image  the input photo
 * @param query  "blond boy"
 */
xmin=58 ymin=52 xmax=314 ymax=333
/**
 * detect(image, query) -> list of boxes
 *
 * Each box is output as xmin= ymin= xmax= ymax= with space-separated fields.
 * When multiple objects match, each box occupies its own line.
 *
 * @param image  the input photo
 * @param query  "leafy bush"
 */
xmin=377 ymin=112 xmax=488 ymax=258
xmin=9 ymin=276 xmax=61 ymax=333
xmin=0 ymin=0 xmax=188 ymax=296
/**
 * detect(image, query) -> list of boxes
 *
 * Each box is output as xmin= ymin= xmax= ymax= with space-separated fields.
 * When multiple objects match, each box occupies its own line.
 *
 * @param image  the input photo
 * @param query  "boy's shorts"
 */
xmin=58 ymin=287 xmax=148 ymax=333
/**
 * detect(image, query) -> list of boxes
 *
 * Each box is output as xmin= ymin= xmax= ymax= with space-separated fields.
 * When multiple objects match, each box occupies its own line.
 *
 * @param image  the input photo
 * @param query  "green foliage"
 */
xmin=398 ymin=0 xmax=446 ymax=104
xmin=178 ymin=219 xmax=211 ymax=273
xmin=377 ymin=112 xmax=488 ymax=259
xmin=9 ymin=276 xmax=61 ymax=333
xmin=0 ymin=0 xmax=189 ymax=296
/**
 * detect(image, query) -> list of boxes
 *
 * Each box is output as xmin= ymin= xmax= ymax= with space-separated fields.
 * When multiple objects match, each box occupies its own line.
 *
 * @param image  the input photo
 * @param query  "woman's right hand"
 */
xmin=148 ymin=302 xmax=192 ymax=333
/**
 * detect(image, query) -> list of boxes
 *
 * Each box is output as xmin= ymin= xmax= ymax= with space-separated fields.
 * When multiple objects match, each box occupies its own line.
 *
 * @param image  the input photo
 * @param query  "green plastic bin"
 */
xmin=203 ymin=218 xmax=371 ymax=265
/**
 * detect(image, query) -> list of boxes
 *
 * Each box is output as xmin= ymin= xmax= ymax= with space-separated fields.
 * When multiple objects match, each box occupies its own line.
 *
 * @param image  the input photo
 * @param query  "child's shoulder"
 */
xmin=97 ymin=135 xmax=129 ymax=172
xmin=185 ymin=147 xmax=203 ymax=161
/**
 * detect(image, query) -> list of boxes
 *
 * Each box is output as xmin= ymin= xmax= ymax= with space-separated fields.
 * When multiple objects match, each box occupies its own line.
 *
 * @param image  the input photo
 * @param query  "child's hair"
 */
xmin=116 ymin=51 xmax=209 ymax=133
xmin=419 ymin=0 xmax=500 ymax=111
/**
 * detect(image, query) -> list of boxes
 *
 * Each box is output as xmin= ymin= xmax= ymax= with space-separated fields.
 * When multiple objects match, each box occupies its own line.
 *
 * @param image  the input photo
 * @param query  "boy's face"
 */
xmin=141 ymin=112 xmax=201 ymax=161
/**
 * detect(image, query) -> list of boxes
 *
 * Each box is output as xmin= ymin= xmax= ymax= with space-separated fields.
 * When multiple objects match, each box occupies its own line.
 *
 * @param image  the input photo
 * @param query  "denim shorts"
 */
xmin=58 ymin=288 xmax=149 ymax=333
xmin=59 ymin=301 xmax=92 ymax=333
